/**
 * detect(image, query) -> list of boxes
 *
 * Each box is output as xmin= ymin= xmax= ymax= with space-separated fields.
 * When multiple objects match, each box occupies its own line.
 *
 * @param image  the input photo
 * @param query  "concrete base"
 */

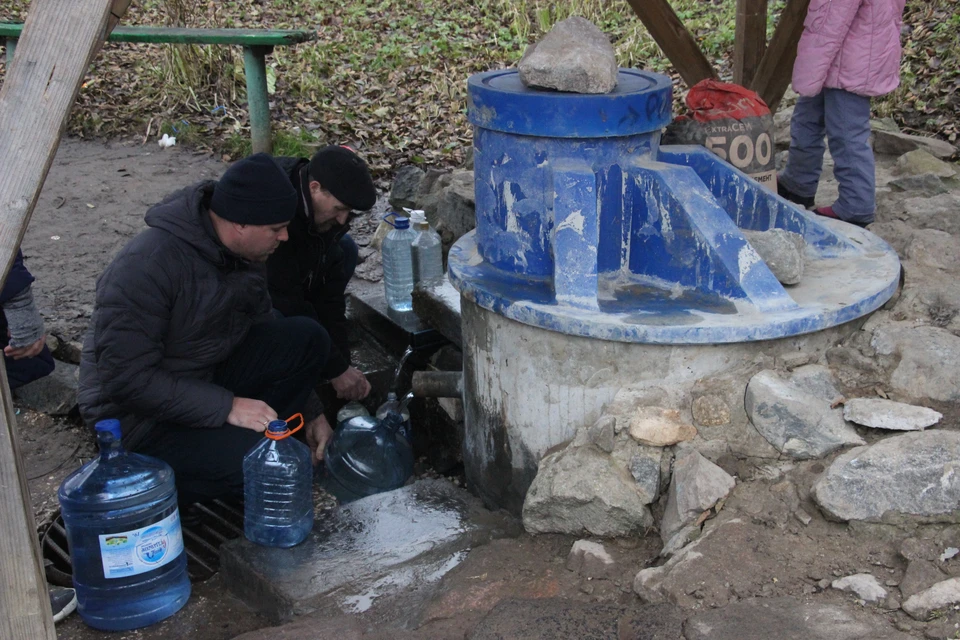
xmin=461 ymin=300 xmax=865 ymax=514
xmin=220 ymin=479 xmax=518 ymax=622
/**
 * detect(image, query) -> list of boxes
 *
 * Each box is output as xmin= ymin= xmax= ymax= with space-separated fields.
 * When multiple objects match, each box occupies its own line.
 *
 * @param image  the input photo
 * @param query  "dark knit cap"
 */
xmin=308 ymin=145 xmax=377 ymax=211
xmin=211 ymin=152 xmax=297 ymax=225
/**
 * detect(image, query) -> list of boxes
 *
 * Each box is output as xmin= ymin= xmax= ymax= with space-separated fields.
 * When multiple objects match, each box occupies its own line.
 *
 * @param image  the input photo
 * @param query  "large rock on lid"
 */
xmin=518 ymin=17 xmax=618 ymax=94
xmin=813 ymin=430 xmax=960 ymax=523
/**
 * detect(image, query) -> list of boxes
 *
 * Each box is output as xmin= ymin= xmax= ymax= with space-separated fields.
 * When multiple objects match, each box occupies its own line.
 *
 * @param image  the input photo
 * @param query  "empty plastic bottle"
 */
xmin=243 ymin=414 xmax=314 ymax=548
xmin=381 ymin=214 xmax=417 ymax=311
xmin=58 ymin=419 xmax=190 ymax=631
xmin=375 ymin=391 xmax=412 ymax=442
xmin=322 ymin=411 xmax=414 ymax=504
xmin=407 ymin=209 xmax=444 ymax=284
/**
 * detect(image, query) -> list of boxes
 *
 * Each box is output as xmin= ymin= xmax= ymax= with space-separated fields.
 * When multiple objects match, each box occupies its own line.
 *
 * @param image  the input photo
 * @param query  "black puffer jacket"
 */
xmin=78 ymin=182 xmax=272 ymax=446
xmin=266 ymin=157 xmax=351 ymax=378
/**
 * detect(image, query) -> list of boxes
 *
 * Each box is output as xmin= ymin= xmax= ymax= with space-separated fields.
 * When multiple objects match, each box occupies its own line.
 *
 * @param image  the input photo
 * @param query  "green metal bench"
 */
xmin=0 ymin=24 xmax=317 ymax=153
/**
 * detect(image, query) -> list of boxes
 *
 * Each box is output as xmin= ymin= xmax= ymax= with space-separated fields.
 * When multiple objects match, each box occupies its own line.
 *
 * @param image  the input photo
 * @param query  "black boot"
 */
xmin=777 ymin=180 xmax=815 ymax=209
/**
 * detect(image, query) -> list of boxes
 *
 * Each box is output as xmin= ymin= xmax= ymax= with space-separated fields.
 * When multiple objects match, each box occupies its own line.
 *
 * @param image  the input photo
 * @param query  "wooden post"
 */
xmin=0 ymin=0 xmax=114 ymax=637
xmin=750 ymin=0 xmax=811 ymax=111
xmin=623 ymin=0 xmax=717 ymax=88
xmin=733 ymin=0 xmax=768 ymax=87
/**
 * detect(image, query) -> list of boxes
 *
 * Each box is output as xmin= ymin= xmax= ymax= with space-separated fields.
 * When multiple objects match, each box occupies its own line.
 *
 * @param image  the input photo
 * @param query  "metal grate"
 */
xmin=41 ymin=500 xmax=244 ymax=585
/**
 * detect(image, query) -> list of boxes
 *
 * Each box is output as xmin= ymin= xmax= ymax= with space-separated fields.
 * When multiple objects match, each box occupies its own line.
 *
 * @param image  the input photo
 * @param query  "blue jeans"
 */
xmin=779 ymin=88 xmax=875 ymax=224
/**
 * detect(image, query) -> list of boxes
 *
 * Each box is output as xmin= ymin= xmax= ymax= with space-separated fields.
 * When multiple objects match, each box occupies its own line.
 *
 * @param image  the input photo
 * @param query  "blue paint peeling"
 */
xmin=450 ymin=69 xmax=901 ymax=344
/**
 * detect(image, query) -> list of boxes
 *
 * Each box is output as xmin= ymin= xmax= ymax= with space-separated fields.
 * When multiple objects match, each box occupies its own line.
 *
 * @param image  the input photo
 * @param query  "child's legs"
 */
xmin=780 ymin=93 xmax=827 ymax=199
xmin=824 ymin=88 xmax=874 ymax=222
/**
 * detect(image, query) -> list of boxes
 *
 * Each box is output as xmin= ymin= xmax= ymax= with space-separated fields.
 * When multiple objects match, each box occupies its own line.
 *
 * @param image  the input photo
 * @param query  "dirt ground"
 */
xmin=19 ymin=137 xmax=955 ymax=639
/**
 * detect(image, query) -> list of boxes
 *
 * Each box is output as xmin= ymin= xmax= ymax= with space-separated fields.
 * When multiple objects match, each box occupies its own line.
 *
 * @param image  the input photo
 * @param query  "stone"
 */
xmin=692 ymin=394 xmax=731 ymax=427
xmin=13 ymin=362 xmax=78 ymax=415
xmin=220 ymin=479 xmax=517 ymax=622
xmin=523 ymin=446 xmax=653 ymax=537
xmin=660 ymin=524 xmax=699 ymax=558
xmin=902 ymin=578 xmax=960 ymax=620
xmin=742 ymin=228 xmax=806 ymax=285
xmin=832 ymin=574 xmax=888 ymax=603
xmin=874 ymin=129 xmax=958 ymax=159
xmin=565 ymin=540 xmax=615 ymax=579
xmin=388 ymin=165 xmax=425 ymax=212
xmin=900 ymin=559 xmax=948 ymax=601
xmin=468 ymin=598 xmax=684 ymax=640
xmin=871 ymin=323 xmax=960 ymax=403
xmin=628 ymin=406 xmax=697 ymax=446
xmin=813 ymin=431 xmax=960 ymax=523
xmin=871 ymin=117 xmax=901 ymax=133
xmin=744 ymin=369 xmax=864 ymax=460
xmin=897 ymin=194 xmax=960 ymax=236
xmin=684 ymin=597 xmax=913 ymax=640
xmin=572 ymin=415 xmax=616 ymax=453
xmin=778 ymin=351 xmax=811 ymax=370
xmin=626 ymin=449 xmax=662 ymax=503
xmin=788 ymin=364 xmax=844 ymax=403
xmin=774 ymin=106 xmax=794 ymax=150
xmin=889 ymin=173 xmax=949 ymax=196
xmin=434 ymin=171 xmax=475 ymax=254
xmin=894 ymin=150 xmax=958 ymax=179
xmin=842 ymin=398 xmax=942 ymax=431
xmin=659 ymin=450 xmax=735 ymax=542
xmin=518 ymin=17 xmax=617 ymax=94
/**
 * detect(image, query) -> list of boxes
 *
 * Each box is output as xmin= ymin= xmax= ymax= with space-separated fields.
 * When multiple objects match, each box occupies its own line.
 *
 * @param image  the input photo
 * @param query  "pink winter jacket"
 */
xmin=792 ymin=0 xmax=906 ymax=98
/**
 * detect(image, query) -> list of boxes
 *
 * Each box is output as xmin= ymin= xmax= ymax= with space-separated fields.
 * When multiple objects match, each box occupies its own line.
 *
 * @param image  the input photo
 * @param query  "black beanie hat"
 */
xmin=308 ymin=145 xmax=377 ymax=211
xmin=211 ymin=152 xmax=297 ymax=225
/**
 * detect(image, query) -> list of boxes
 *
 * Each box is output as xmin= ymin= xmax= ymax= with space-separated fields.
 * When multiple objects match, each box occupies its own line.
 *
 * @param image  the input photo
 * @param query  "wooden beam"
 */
xmin=750 ymin=0 xmax=811 ymax=112
xmin=623 ymin=0 xmax=717 ymax=88
xmin=734 ymin=0 xmax=768 ymax=87
xmin=0 ymin=0 xmax=113 ymax=637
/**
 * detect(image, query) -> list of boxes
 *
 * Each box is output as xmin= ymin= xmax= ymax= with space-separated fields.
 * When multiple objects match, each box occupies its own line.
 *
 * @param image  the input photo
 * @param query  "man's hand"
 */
xmin=4 ymin=335 xmax=46 ymax=360
xmin=331 ymin=366 xmax=371 ymax=401
xmin=227 ymin=397 xmax=276 ymax=432
xmin=305 ymin=414 xmax=334 ymax=464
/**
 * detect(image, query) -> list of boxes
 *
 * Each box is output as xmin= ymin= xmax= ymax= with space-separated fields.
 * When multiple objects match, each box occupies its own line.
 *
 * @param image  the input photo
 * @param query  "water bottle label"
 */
xmin=98 ymin=511 xmax=185 ymax=579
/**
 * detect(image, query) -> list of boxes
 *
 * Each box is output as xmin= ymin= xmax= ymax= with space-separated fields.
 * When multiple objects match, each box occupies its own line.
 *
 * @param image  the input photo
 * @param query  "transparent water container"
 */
xmin=243 ymin=414 xmax=314 ymax=547
xmin=58 ymin=419 xmax=190 ymax=631
xmin=375 ymin=391 xmax=412 ymax=442
xmin=322 ymin=411 xmax=414 ymax=504
xmin=407 ymin=209 xmax=444 ymax=283
xmin=381 ymin=214 xmax=417 ymax=311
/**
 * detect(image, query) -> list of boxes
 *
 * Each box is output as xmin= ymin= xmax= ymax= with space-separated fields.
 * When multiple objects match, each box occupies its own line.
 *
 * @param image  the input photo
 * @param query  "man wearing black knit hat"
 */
xmin=79 ymin=153 xmax=336 ymax=508
xmin=268 ymin=145 xmax=378 ymax=405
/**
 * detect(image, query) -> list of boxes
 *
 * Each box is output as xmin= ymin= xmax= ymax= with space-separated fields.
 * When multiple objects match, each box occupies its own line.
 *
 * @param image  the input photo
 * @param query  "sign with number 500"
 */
xmin=705 ymin=133 xmax=773 ymax=171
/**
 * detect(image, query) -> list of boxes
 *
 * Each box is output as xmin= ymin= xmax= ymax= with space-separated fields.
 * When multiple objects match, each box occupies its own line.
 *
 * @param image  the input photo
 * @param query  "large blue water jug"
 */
xmin=58 ymin=419 xmax=190 ymax=631
xmin=322 ymin=411 xmax=414 ymax=503
xmin=243 ymin=414 xmax=314 ymax=547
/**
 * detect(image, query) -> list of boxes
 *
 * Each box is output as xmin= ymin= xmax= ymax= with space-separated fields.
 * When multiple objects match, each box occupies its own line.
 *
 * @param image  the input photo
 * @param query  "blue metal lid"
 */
xmin=468 ymin=68 xmax=673 ymax=138
xmin=94 ymin=418 xmax=122 ymax=440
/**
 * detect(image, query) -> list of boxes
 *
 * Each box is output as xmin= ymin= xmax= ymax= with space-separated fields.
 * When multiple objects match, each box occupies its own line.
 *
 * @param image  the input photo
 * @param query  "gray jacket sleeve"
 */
xmin=3 ymin=284 xmax=44 ymax=348
xmin=94 ymin=252 xmax=234 ymax=428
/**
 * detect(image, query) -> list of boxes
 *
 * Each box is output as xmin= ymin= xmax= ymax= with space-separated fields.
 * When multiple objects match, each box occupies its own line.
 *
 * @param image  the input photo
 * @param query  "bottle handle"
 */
xmin=382 ymin=212 xmax=401 ymax=229
xmin=264 ymin=413 xmax=305 ymax=440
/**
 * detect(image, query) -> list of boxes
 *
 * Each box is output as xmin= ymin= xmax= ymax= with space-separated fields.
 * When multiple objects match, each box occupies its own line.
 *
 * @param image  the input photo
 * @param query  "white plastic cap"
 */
xmin=405 ymin=209 xmax=427 ymax=225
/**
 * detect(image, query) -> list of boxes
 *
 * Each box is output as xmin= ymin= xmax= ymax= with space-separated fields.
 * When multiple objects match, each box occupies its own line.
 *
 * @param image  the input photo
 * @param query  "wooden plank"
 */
xmin=0 ymin=0 xmax=113 ymax=635
xmin=750 ymin=0 xmax=810 ymax=111
xmin=733 ymin=0 xmax=768 ymax=86
xmin=623 ymin=0 xmax=717 ymax=88
xmin=0 ymin=23 xmax=317 ymax=46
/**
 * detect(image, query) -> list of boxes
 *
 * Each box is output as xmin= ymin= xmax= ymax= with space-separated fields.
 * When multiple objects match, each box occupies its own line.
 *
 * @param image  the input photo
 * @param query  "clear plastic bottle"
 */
xmin=58 ymin=419 xmax=190 ymax=631
xmin=243 ymin=417 xmax=314 ymax=548
xmin=321 ymin=411 xmax=414 ymax=504
xmin=375 ymin=391 xmax=411 ymax=442
xmin=407 ymin=209 xmax=444 ymax=284
xmin=381 ymin=214 xmax=417 ymax=311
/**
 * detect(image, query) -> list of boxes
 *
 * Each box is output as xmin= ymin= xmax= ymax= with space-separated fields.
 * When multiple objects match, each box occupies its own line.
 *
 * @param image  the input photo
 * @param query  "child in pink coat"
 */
xmin=777 ymin=0 xmax=907 ymax=227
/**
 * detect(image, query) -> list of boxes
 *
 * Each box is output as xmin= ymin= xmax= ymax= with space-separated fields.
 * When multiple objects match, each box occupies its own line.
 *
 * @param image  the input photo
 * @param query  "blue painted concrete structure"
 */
xmin=449 ymin=69 xmax=900 ymax=344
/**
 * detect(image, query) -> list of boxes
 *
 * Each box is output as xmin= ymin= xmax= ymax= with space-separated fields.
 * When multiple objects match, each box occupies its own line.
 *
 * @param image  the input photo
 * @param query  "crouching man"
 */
xmin=78 ymin=153 xmax=335 ymax=507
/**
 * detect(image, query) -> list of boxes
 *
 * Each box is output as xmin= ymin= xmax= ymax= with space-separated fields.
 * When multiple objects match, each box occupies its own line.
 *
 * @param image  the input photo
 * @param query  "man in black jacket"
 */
xmin=268 ymin=146 xmax=376 ymax=401
xmin=79 ymin=153 xmax=335 ymax=506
